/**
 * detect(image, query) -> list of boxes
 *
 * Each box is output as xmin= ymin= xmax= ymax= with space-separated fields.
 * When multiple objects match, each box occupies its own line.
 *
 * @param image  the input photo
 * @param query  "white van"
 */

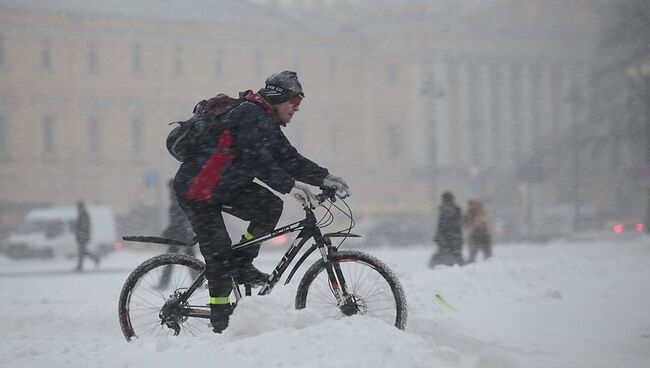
xmin=4 ymin=206 xmax=119 ymax=259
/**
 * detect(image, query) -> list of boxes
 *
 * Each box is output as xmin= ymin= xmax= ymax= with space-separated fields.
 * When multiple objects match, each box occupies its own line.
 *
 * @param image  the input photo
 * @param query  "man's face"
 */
xmin=274 ymin=97 xmax=302 ymax=124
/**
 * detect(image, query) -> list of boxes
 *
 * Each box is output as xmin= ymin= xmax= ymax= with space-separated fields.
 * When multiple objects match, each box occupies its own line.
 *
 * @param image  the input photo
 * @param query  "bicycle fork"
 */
xmin=318 ymin=245 xmax=351 ymax=307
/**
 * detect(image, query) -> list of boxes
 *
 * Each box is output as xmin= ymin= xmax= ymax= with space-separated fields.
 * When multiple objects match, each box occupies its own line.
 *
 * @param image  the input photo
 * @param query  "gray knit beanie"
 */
xmin=258 ymin=70 xmax=305 ymax=105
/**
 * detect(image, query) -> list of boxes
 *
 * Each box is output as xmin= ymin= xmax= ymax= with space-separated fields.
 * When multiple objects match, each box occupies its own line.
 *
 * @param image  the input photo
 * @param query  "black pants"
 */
xmin=180 ymin=182 xmax=283 ymax=297
xmin=429 ymin=241 xmax=464 ymax=269
xmin=75 ymin=241 xmax=99 ymax=271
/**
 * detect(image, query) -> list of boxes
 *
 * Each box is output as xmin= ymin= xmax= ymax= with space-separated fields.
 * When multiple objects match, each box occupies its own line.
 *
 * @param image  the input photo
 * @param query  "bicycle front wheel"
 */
xmin=295 ymin=250 xmax=407 ymax=329
xmin=118 ymin=253 xmax=209 ymax=341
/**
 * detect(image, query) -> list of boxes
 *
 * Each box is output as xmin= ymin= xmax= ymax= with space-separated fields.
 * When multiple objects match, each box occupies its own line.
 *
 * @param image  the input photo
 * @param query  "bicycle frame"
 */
xmin=172 ymin=205 xmax=360 ymax=320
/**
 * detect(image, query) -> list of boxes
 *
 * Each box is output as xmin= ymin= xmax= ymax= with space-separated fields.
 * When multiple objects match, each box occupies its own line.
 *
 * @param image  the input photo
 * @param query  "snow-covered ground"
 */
xmin=1 ymin=237 xmax=649 ymax=368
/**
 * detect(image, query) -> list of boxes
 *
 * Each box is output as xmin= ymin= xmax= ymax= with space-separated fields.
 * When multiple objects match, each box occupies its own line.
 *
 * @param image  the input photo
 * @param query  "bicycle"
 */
xmin=118 ymin=187 xmax=407 ymax=340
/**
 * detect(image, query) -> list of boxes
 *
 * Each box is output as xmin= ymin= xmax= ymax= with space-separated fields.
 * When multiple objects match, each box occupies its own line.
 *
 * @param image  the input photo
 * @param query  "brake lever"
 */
xmin=294 ymin=193 xmax=316 ymax=210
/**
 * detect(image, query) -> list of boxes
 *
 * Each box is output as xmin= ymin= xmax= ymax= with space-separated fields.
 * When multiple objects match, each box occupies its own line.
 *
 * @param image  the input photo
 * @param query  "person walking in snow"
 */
xmin=173 ymin=70 xmax=350 ymax=333
xmin=463 ymin=198 xmax=492 ymax=263
xmin=158 ymin=179 xmax=196 ymax=288
xmin=75 ymin=200 xmax=99 ymax=271
xmin=162 ymin=179 xmax=195 ymax=247
xmin=430 ymin=191 xmax=464 ymax=268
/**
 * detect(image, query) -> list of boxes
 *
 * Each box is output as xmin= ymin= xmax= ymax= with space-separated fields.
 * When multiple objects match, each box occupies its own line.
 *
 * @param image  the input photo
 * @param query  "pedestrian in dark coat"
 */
xmin=463 ymin=198 xmax=492 ymax=262
xmin=75 ymin=201 xmax=99 ymax=271
xmin=430 ymin=191 xmax=464 ymax=268
xmin=159 ymin=179 xmax=196 ymax=288
xmin=162 ymin=179 xmax=195 ymax=246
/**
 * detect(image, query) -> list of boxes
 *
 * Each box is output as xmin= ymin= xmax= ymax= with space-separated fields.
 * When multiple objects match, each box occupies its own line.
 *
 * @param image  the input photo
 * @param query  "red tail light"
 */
xmin=613 ymin=224 xmax=624 ymax=234
xmin=113 ymin=242 xmax=124 ymax=251
xmin=635 ymin=223 xmax=644 ymax=233
xmin=271 ymin=234 xmax=288 ymax=245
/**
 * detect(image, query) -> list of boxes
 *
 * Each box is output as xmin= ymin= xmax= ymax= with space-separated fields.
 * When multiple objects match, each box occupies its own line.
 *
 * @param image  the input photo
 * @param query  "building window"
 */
xmin=214 ymin=50 xmax=223 ymax=80
xmin=328 ymin=56 xmax=338 ymax=85
xmin=388 ymin=126 xmax=403 ymax=159
xmin=43 ymin=114 xmax=55 ymax=156
xmin=386 ymin=64 xmax=399 ymax=84
xmin=329 ymin=123 xmax=341 ymax=164
xmin=132 ymin=44 xmax=142 ymax=74
xmin=41 ymin=38 xmax=53 ymax=71
xmin=88 ymin=115 xmax=101 ymax=159
xmin=0 ymin=113 xmax=7 ymax=160
xmin=87 ymin=41 xmax=98 ymax=73
xmin=292 ymin=52 xmax=301 ymax=74
xmin=173 ymin=45 xmax=183 ymax=76
xmin=132 ymin=117 xmax=143 ymax=158
xmin=0 ymin=34 xmax=5 ymax=69
xmin=254 ymin=50 xmax=263 ymax=80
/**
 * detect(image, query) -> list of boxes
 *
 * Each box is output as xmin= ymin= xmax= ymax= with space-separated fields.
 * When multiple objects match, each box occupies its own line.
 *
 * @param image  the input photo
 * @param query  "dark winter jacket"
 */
xmin=75 ymin=206 xmax=91 ymax=245
xmin=174 ymin=91 xmax=329 ymax=205
xmin=162 ymin=188 xmax=194 ymax=242
xmin=434 ymin=201 xmax=463 ymax=252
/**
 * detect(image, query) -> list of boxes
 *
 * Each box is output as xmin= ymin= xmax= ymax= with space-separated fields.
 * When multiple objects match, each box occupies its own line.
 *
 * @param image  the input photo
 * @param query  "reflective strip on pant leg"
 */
xmin=243 ymin=232 xmax=254 ymax=240
xmin=210 ymin=296 xmax=230 ymax=305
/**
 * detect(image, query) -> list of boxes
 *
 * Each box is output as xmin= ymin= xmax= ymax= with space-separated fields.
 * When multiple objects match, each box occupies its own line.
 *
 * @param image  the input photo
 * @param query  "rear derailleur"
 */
xmin=159 ymin=290 xmax=188 ymax=335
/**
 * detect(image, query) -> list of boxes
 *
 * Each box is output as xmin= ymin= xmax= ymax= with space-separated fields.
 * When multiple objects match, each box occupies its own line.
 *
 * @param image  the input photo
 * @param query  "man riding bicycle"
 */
xmin=173 ymin=70 xmax=350 ymax=333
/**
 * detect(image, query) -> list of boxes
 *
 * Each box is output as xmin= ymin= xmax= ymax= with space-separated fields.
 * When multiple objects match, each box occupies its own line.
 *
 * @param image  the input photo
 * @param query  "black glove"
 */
xmin=322 ymin=174 xmax=350 ymax=196
xmin=290 ymin=183 xmax=318 ymax=209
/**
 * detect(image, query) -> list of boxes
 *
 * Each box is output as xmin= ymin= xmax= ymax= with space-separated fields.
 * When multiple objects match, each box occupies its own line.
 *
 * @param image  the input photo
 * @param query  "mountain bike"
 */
xmin=118 ymin=187 xmax=407 ymax=341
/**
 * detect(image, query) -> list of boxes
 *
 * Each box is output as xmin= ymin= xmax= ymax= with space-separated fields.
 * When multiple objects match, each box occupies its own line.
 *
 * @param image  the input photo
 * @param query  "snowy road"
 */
xmin=1 ymin=238 xmax=649 ymax=368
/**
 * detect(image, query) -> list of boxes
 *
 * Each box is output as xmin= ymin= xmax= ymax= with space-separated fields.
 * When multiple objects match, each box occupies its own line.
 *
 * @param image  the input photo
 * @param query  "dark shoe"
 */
xmin=233 ymin=263 xmax=269 ymax=286
xmin=210 ymin=303 xmax=233 ymax=333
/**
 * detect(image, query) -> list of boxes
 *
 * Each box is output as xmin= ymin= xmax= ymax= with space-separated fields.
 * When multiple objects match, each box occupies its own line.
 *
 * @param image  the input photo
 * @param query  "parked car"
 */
xmin=609 ymin=220 xmax=645 ymax=235
xmin=3 ymin=206 xmax=120 ymax=259
xmin=353 ymin=215 xmax=433 ymax=247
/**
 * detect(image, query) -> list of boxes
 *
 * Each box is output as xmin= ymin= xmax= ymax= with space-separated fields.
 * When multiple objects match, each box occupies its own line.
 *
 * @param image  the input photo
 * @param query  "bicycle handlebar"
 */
xmin=293 ymin=186 xmax=348 ymax=210
xmin=316 ymin=186 xmax=338 ymax=203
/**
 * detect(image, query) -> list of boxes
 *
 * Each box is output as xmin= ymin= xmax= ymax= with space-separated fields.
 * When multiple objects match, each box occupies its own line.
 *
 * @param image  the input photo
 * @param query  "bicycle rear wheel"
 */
xmin=295 ymin=250 xmax=407 ymax=329
xmin=118 ymin=253 xmax=209 ymax=341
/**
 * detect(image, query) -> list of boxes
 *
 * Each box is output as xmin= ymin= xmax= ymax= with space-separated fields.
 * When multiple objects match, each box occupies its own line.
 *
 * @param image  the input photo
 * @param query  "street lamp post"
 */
xmin=568 ymin=83 xmax=585 ymax=232
xmin=626 ymin=62 xmax=650 ymax=234
xmin=422 ymin=72 xmax=444 ymax=208
xmin=641 ymin=62 xmax=650 ymax=234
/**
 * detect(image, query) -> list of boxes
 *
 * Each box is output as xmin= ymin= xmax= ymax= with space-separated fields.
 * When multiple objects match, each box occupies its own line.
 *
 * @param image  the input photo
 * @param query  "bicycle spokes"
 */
xmin=119 ymin=255 xmax=210 ymax=340
xmin=305 ymin=257 xmax=400 ymax=325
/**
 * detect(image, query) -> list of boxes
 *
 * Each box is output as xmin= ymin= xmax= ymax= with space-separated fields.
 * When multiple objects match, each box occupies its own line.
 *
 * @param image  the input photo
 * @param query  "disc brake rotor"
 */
xmin=340 ymin=294 xmax=367 ymax=316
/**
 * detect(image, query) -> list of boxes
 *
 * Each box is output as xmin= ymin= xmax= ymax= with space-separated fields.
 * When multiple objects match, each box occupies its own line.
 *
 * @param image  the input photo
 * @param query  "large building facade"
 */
xmin=0 ymin=0 xmax=608 ymax=240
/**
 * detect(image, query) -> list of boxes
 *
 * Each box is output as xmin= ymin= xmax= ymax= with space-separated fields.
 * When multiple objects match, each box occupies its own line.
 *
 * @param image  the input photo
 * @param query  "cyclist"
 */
xmin=173 ymin=70 xmax=350 ymax=333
